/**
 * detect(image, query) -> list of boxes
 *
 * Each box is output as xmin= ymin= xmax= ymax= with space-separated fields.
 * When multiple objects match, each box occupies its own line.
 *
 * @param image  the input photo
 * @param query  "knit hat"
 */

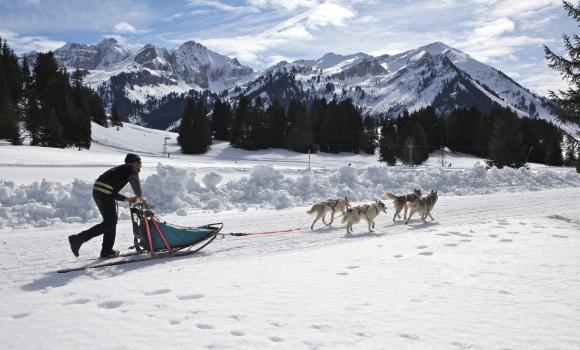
xmin=124 ymin=153 xmax=141 ymax=164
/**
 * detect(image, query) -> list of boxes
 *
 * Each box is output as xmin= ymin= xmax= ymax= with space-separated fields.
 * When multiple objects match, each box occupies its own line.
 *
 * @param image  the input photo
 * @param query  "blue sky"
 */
xmin=0 ymin=0 xmax=576 ymax=95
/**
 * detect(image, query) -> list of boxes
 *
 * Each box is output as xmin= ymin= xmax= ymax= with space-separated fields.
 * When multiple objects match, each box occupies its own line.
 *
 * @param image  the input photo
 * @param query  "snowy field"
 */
xmin=1 ymin=122 xmax=579 ymax=349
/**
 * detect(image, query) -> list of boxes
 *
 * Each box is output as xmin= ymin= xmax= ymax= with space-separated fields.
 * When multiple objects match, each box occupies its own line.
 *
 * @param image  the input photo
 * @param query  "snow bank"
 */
xmin=0 ymin=163 xmax=578 ymax=228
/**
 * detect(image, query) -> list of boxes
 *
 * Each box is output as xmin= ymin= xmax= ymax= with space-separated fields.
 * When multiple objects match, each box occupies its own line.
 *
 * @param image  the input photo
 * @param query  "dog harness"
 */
xmin=325 ymin=200 xmax=339 ymax=213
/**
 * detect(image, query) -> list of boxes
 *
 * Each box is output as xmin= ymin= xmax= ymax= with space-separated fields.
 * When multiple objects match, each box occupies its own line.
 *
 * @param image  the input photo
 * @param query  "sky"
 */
xmin=0 ymin=0 xmax=576 ymax=95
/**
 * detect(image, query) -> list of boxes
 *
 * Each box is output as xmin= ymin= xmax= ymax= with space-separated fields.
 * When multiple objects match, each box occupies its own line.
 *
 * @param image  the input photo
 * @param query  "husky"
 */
xmin=385 ymin=189 xmax=422 ymax=222
xmin=307 ymin=197 xmax=350 ymax=229
xmin=341 ymin=200 xmax=387 ymax=234
xmin=405 ymin=190 xmax=438 ymax=224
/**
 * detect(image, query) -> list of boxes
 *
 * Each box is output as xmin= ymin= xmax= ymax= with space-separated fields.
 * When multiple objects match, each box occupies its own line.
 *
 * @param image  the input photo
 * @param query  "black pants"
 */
xmin=78 ymin=191 xmax=118 ymax=253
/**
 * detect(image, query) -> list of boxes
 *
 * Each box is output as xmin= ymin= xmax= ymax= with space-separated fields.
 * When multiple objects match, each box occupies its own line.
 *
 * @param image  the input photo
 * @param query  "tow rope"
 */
xmin=221 ymin=221 xmax=309 ymax=237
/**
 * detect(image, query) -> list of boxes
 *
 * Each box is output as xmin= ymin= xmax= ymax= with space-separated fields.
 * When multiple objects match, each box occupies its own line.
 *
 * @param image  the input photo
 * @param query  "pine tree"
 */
xmin=251 ymin=96 xmax=268 ymax=149
xmin=544 ymin=1 xmax=580 ymax=127
xmin=319 ymin=99 xmax=341 ymax=153
xmin=42 ymin=108 xmax=65 ymax=148
xmin=379 ymin=117 xmax=397 ymax=165
xmin=486 ymin=108 xmax=527 ymax=168
xmin=265 ymin=99 xmax=286 ymax=148
xmin=230 ymin=94 xmax=254 ymax=149
xmin=0 ymin=75 xmax=21 ymax=144
xmin=88 ymin=93 xmax=107 ymax=127
xmin=286 ymin=99 xmax=315 ymax=153
xmin=211 ymin=98 xmax=231 ymax=141
xmin=563 ymin=135 xmax=577 ymax=166
xmin=177 ymin=98 xmax=195 ymax=153
xmin=0 ymin=44 xmax=20 ymax=145
xmin=111 ymin=102 xmax=122 ymax=127
xmin=188 ymin=100 xmax=212 ymax=154
xmin=576 ymin=143 xmax=580 ymax=173
xmin=361 ymin=116 xmax=378 ymax=155
xmin=543 ymin=126 xmax=563 ymax=166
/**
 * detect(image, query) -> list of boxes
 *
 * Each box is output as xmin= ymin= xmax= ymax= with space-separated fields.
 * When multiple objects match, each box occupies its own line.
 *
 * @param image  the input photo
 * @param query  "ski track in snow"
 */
xmin=1 ymin=188 xmax=579 ymax=349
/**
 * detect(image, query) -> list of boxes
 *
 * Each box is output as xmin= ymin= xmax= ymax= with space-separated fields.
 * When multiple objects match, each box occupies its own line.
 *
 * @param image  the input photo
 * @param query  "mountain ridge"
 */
xmin=22 ymin=38 xmax=557 ymax=130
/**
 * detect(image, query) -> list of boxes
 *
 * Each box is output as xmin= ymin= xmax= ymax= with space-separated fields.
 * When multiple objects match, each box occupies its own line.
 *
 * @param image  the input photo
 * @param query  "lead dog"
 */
xmin=341 ymin=200 xmax=387 ymax=234
xmin=405 ymin=190 xmax=438 ymax=224
xmin=385 ymin=189 xmax=421 ymax=222
xmin=307 ymin=197 xmax=350 ymax=229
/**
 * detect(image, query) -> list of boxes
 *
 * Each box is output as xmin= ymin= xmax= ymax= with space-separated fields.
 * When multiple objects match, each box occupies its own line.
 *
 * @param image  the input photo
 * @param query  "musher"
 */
xmin=68 ymin=153 xmax=146 ymax=258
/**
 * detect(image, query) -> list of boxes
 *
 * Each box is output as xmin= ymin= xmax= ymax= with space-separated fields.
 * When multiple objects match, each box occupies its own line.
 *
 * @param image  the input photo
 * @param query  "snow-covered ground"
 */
xmin=1 ymin=122 xmax=579 ymax=349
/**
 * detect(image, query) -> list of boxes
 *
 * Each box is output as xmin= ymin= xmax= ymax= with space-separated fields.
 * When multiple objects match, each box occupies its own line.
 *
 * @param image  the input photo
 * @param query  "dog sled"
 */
xmin=130 ymin=203 xmax=222 ymax=254
xmin=57 ymin=203 xmax=223 ymax=273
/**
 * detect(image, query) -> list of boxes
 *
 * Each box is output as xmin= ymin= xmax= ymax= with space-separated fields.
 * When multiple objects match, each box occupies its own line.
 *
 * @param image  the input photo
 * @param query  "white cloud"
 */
xmin=247 ymin=0 xmax=319 ymax=11
xmin=0 ymin=28 xmax=64 ymax=53
xmin=199 ymin=2 xmax=355 ymax=65
xmin=187 ymin=0 xmax=246 ymax=12
xmin=114 ymin=21 xmax=138 ymax=33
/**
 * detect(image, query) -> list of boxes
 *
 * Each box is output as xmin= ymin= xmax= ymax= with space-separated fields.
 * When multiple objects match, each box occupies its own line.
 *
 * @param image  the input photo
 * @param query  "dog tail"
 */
xmin=341 ymin=209 xmax=352 ymax=223
xmin=306 ymin=204 xmax=317 ymax=215
xmin=385 ymin=192 xmax=397 ymax=200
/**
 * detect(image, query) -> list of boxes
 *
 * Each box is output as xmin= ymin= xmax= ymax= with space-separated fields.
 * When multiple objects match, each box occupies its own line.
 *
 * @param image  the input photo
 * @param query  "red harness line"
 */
xmin=224 ymin=221 xmax=310 ymax=236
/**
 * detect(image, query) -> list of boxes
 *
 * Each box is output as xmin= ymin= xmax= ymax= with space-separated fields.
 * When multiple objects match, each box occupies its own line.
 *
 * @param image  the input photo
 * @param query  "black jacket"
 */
xmin=93 ymin=164 xmax=142 ymax=201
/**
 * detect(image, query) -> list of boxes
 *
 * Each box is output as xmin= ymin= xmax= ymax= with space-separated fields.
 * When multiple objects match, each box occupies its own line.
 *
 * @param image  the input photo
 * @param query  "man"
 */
xmin=68 ymin=153 xmax=146 ymax=258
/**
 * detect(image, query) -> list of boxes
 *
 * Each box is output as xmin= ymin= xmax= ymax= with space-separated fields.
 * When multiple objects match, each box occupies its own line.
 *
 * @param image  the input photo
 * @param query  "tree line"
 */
xmin=378 ymin=105 xmax=575 ymax=168
xmin=0 ymin=38 xmax=107 ymax=148
xmin=177 ymin=92 xmax=576 ymax=169
xmin=178 ymin=95 xmax=379 ymax=156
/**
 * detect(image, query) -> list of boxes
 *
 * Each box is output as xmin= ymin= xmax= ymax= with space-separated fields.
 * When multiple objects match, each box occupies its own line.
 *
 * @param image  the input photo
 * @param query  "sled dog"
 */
xmin=307 ymin=197 xmax=350 ymax=229
xmin=341 ymin=200 xmax=387 ymax=234
xmin=405 ymin=190 xmax=438 ymax=224
xmin=385 ymin=189 xmax=422 ymax=222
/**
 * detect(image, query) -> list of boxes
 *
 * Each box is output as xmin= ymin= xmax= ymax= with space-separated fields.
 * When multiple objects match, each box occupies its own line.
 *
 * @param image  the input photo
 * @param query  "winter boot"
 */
xmin=100 ymin=249 xmax=120 ymax=259
xmin=68 ymin=234 xmax=83 ymax=257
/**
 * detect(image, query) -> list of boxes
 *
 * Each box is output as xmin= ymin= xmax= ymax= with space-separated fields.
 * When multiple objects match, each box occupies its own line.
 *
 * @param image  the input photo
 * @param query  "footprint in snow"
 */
xmin=459 ymin=239 xmax=471 ymax=242
xmin=177 ymin=294 xmax=204 ymax=300
xmin=337 ymin=272 xmax=348 ymax=276
xmin=346 ymin=265 xmax=360 ymax=270
xmin=507 ymin=231 xmax=519 ymax=235
xmin=169 ymin=319 xmax=180 ymax=325
xmin=444 ymin=243 xmax=457 ymax=247
xmin=552 ymin=235 xmax=569 ymax=239
xmin=488 ymin=234 xmax=498 ymax=238
xmin=269 ymin=336 xmax=283 ymax=343
xmin=196 ymin=323 xmax=214 ymax=330
xmin=230 ymin=315 xmax=247 ymax=321
xmin=11 ymin=313 xmax=30 ymax=319
xmin=499 ymin=239 xmax=513 ymax=243
xmin=62 ymin=298 xmax=90 ymax=305
xmin=418 ymin=252 xmax=433 ymax=256
xmin=311 ymin=324 xmax=331 ymax=331
xmin=436 ymin=233 xmax=450 ymax=236
xmin=393 ymin=254 xmax=403 ymax=258
xmin=355 ymin=332 xmax=373 ymax=337
xmin=498 ymin=290 xmax=513 ymax=295
xmin=145 ymin=289 xmax=171 ymax=296
xmin=230 ymin=331 xmax=244 ymax=336
xmin=450 ymin=341 xmax=474 ymax=348
xmin=400 ymin=333 xmax=420 ymax=340
xmin=416 ymin=245 xmax=428 ymax=249
xmin=98 ymin=301 xmax=124 ymax=309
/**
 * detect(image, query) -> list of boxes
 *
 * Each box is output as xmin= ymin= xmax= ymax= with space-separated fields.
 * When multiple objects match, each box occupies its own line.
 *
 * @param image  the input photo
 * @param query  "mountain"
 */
xmin=24 ymin=38 xmax=255 ymax=104
xmin=23 ymin=39 xmax=557 ymax=130
xmin=237 ymin=42 xmax=554 ymax=122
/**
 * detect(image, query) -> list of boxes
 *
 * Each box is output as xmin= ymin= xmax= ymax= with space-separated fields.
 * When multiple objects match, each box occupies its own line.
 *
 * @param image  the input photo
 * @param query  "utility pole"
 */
xmin=441 ymin=144 xmax=444 ymax=167
xmin=163 ymin=136 xmax=171 ymax=157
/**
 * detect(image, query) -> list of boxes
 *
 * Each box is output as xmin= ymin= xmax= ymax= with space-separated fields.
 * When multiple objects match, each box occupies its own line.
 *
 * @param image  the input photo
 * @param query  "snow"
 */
xmin=1 ymin=122 xmax=579 ymax=349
